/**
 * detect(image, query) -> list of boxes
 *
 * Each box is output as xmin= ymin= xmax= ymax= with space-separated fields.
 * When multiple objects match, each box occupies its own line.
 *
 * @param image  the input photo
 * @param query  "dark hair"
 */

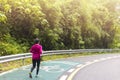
xmin=34 ymin=38 xmax=40 ymax=44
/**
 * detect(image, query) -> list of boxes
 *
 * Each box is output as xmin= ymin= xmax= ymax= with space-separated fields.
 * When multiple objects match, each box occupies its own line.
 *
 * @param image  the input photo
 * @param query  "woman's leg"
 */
xmin=36 ymin=59 xmax=41 ymax=75
xmin=29 ymin=59 xmax=36 ymax=78
xmin=31 ymin=59 xmax=36 ymax=72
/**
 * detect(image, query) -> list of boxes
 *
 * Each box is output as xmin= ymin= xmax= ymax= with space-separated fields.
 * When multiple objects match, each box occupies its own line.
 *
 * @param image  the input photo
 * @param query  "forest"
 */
xmin=0 ymin=0 xmax=120 ymax=56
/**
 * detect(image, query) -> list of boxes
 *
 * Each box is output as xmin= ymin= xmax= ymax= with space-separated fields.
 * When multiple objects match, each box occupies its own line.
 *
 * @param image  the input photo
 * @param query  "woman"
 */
xmin=29 ymin=38 xmax=43 ymax=78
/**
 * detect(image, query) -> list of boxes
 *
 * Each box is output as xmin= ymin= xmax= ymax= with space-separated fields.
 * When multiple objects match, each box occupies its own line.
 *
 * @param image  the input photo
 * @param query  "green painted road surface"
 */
xmin=0 ymin=60 xmax=79 ymax=80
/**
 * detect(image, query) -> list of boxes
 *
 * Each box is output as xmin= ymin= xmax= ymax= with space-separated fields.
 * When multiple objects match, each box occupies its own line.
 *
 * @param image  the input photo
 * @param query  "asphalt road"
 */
xmin=73 ymin=58 xmax=120 ymax=80
xmin=1 ymin=53 xmax=120 ymax=80
xmin=59 ymin=53 xmax=120 ymax=80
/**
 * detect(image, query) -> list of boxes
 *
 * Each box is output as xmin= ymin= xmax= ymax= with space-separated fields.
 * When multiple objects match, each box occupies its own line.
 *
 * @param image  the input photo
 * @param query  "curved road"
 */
xmin=73 ymin=58 xmax=120 ymax=80
xmin=59 ymin=53 xmax=120 ymax=80
xmin=1 ymin=53 xmax=120 ymax=80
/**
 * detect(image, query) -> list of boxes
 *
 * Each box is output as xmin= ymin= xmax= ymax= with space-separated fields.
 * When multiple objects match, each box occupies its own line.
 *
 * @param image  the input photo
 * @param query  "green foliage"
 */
xmin=0 ymin=0 xmax=120 ymax=56
xmin=0 ymin=12 xmax=7 ymax=23
xmin=0 ymin=34 xmax=27 ymax=56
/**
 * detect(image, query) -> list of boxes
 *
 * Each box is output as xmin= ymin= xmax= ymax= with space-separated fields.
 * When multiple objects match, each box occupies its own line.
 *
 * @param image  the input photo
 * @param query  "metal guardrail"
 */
xmin=0 ymin=49 xmax=120 ymax=63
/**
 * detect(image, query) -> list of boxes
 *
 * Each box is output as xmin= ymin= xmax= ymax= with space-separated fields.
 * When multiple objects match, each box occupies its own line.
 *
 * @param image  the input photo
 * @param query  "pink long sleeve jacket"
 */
xmin=30 ymin=44 xmax=42 ymax=60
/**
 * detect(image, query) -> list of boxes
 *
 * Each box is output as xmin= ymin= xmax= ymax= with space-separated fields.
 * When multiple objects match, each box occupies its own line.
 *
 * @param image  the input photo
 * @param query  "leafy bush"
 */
xmin=0 ymin=34 xmax=28 ymax=56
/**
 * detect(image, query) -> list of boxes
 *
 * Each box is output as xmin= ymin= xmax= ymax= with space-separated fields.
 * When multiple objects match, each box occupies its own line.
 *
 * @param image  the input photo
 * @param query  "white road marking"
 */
xmin=100 ymin=58 xmax=106 ymax=61
xmin=59 ymin=75 xmax=68 ymax=80
xmin=85 ymin=61 xmax=93 ymax=65
xmin=93 ymin=59 xmax=99 ymax=62
xmin=66 ymin=55 xmax=120 ymax=80
xmin=68 ymin=69 xmax=75 ymax=73
xmin=76 ymin=64 xmax=83 ymax=67
xmin=0 ymin=68 xmax=17 ymax=76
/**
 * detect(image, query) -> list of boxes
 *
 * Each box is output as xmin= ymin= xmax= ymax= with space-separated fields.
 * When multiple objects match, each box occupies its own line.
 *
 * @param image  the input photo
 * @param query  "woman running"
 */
xmin=29 ymin=38 xmax=43 ymax=78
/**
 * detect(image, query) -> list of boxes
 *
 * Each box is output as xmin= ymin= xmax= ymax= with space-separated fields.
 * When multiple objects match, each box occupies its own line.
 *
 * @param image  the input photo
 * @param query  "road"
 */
xmin=0 ymin=53 xmax=120 ymax=80
xmin=59 ymin=53 xmax=120 ymax=80
xmin=73 ymin=57 xmax=120 ymax=80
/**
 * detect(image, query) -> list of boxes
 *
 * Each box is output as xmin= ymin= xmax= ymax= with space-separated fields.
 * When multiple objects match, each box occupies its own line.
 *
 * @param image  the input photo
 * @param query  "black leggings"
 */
xmin=30 ymin=59 xmax=41 ymax=75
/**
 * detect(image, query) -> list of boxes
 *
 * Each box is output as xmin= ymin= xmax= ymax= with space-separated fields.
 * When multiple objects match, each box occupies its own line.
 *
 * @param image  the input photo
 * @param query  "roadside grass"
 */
xmin=0 ymin=52 xmax=118 ymax=73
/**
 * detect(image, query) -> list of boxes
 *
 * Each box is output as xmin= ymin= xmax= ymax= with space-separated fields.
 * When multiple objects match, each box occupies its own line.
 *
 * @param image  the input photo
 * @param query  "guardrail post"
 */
xmin=22 ymin=58 xmax=25 ymax=65
xmin=68 ymin=49 xmax=72 ymax=57
xmin=22 ymin=55 xmax=25 ymax=65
